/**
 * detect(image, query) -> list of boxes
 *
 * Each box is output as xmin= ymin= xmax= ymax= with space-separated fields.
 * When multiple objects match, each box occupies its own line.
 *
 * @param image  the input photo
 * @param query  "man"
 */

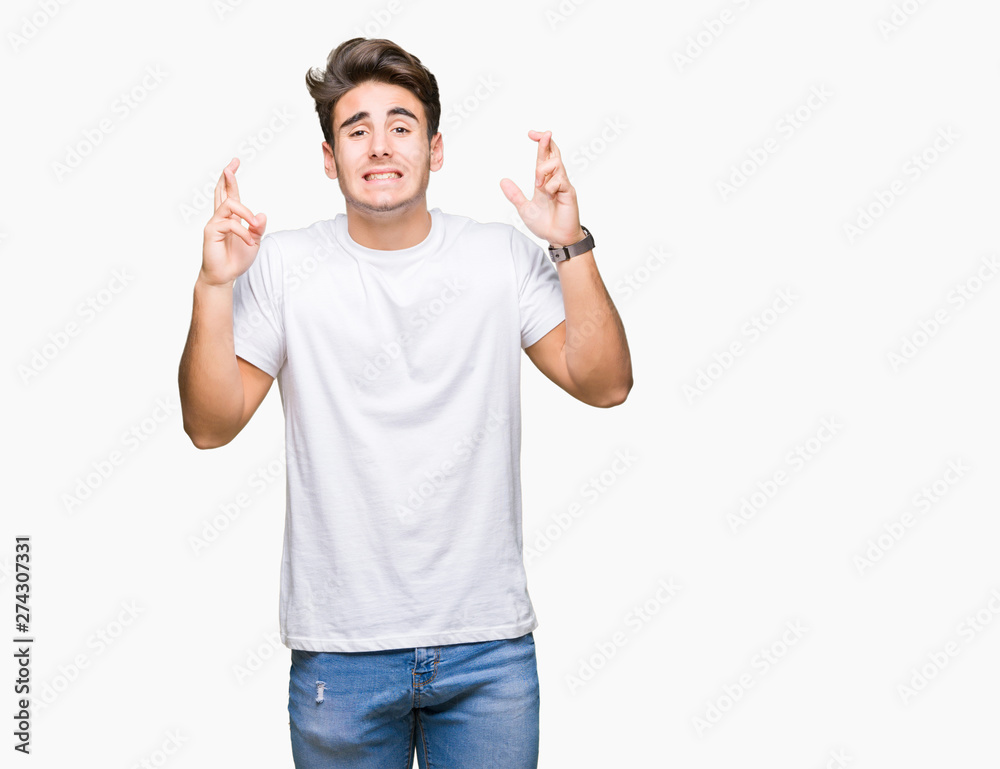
xmin=178 ymin=36 xmax=631 ymax=769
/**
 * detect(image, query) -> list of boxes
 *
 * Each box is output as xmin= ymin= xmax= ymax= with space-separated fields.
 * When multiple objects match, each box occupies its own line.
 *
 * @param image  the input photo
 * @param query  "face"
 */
xmin=323 ymin=80 xmax=443 ymax=216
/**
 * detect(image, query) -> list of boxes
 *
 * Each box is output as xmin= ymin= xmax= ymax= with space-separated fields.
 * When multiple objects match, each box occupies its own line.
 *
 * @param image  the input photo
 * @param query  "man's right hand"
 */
xmin=201 ymin=157 xmax=268 ymax=288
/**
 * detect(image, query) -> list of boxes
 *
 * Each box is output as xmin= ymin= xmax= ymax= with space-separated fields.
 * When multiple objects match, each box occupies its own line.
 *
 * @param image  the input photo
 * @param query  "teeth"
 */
xmin=366 ymin=172 xmax=400 ymax=180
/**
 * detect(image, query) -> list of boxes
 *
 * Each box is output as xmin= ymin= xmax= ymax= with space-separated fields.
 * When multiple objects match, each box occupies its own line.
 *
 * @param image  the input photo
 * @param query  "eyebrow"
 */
xmin=338 ymin=106 xmax=419 ymax=135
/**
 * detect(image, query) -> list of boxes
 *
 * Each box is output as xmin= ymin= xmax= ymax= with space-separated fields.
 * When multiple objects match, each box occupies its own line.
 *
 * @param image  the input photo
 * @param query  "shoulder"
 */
xmin=437 ymin=209 xmax=529 ymax=252
xmin=256 ymin=219 xmax=337 ymax=272
xmin=262 ymin=219 xmax=335 ymax=253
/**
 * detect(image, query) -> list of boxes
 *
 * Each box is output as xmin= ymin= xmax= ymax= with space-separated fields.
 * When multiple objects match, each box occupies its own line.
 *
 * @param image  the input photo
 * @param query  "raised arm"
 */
xmin=501 ymin=130 xmax=632 ymax=407
xmin=178 ymin=157 xmax=273 ymax=449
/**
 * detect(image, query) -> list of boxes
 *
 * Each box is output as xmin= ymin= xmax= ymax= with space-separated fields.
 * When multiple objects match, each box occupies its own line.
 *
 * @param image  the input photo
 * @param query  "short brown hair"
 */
xmin=305 ymin=37 xmax=441 ymax=151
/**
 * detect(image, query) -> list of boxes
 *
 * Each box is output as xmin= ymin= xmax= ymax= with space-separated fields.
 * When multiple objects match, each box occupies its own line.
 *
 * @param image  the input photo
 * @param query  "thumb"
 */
xmin=249 ymin=212 xmax=267 ymax=239
xmin=499 ymin=178 xmax=527 ymax=209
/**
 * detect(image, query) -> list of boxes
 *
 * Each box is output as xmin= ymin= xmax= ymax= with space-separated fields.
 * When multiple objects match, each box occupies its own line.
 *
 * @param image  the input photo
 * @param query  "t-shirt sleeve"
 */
xmin=231 ymin=234 xmax=286 ymax=377
xmin=510 ymin=226 xmax=565 ymax=349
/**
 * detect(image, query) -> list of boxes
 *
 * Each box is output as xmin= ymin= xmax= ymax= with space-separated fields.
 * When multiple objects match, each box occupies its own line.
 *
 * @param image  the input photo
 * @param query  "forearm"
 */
xmin=178 ymin=274 xmax=245 ymax=448
xmin=555 ymin=248 xmax=633 ymax=405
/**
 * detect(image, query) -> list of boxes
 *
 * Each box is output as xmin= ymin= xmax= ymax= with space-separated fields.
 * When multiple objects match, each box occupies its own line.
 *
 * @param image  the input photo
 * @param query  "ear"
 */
xmin=322 ymin=141 xmax=338 ymax=180
xmin=429 ymin=132 xmax=444 ymax=172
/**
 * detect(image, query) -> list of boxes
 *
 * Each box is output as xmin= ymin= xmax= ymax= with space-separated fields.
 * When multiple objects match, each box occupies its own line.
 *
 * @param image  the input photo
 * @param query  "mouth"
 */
xmin=363 ymin=171 xmax=403 ymax=183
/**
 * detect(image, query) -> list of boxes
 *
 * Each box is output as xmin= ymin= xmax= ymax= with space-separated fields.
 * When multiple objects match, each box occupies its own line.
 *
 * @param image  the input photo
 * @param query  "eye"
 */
xmin=348 ymin=127 xmax=410 ymax=137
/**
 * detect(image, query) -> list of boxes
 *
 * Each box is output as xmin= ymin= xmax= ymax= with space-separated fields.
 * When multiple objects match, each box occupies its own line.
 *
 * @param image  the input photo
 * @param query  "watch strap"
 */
xmin=548 ymin=226 xmax=594 ymax=263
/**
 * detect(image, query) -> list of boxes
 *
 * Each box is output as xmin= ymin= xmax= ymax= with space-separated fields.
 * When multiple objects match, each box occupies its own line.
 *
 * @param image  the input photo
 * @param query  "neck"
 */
xmin=345 ymin=201 xmax=432 ymax=250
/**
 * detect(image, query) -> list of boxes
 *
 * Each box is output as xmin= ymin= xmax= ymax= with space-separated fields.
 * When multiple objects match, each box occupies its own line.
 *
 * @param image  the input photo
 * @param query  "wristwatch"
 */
xmin=547 ymin=226 xmax=594 ymax=263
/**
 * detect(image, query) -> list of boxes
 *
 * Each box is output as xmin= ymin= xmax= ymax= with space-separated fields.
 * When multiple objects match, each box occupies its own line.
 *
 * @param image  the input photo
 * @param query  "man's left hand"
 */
xmin=500 ymin=130 xmax=585 ymax=248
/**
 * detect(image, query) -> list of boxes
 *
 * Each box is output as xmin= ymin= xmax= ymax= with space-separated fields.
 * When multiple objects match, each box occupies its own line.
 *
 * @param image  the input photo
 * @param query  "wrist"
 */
xmin=196 ymin=270 xmax=235 ymax=292
xmin=547 ymin=225 xmax=594 ymax=264
xmin=548 ymin=227 xmax=587 ymax=249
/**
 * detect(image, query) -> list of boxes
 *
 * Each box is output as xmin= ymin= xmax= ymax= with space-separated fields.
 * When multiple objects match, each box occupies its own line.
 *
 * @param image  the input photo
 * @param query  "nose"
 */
xmin=368 ymin=127 xmax=391 ymax=158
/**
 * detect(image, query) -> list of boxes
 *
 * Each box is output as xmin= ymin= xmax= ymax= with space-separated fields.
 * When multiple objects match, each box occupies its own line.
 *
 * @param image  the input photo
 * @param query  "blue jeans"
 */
xmin=287 ymin=632 xmax=540 ymax=769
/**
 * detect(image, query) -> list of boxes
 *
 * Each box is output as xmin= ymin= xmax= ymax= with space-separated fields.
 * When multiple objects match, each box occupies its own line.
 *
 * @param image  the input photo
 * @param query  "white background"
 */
xmin=4 ymin=0 xmax=1000 ymax=766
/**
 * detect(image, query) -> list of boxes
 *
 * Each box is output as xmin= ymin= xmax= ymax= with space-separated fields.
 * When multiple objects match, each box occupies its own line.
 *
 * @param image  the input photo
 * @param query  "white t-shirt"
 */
xmin=231 ymin=206 xmax=565 ymax=652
